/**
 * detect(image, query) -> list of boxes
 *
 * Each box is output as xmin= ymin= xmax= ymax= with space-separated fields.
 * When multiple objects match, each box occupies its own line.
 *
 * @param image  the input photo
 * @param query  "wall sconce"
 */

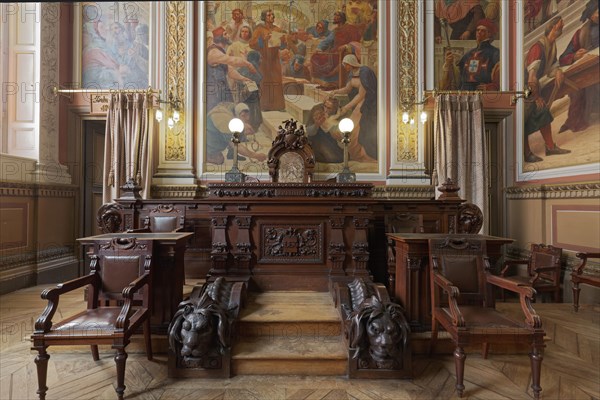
xmin=401 ymin=97 xmax=429 ymax=125
xmin=511 ymin=86 xmax=533 ymax=105
xmin=225 ymin=117 xmax=246 ymax=182
xmin=155 ymin=87 xmax=182 ymax=129
xmin=336 ymin=117 xmax=356 ymax=183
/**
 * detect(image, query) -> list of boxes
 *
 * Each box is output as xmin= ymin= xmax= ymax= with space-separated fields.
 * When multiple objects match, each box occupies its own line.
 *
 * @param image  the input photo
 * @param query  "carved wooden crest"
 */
xmin=267 ymin=119 xmax=315 ymax=183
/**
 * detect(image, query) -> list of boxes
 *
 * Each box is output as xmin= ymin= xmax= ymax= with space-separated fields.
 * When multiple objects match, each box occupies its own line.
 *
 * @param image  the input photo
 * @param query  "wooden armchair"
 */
xmin=500 ymin=243 xmax=563 ymax=302
xmin=572 ymin=252 xmax=600 ymax=312
xmin=429 ymin=237 xmax=545 ymax=399
xmin=129 ymin=204 xmax=185 ymax=233
xmin=31 ymin=238 xmax=154 ymax=400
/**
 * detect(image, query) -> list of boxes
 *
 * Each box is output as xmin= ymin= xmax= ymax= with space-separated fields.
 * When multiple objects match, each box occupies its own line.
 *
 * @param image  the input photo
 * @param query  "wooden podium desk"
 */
xmin=386 ymin=233 xmax=513 ymax=331
xmin=78 ymin=232 xmax=193 ymax=334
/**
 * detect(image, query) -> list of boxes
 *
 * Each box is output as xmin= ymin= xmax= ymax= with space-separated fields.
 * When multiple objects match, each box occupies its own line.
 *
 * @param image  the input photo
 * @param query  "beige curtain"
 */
xmin=103 ymin=92 xmax=154 ymax=203
xmin=433 ymin=94 xmax=489 ymax=233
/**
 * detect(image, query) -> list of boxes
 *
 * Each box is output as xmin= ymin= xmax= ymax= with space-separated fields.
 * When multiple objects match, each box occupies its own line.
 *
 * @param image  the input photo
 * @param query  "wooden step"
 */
xmin=232 ymin=335 xmax=348 ymax=375
xmin=238 ymin=291 xmax=341 ymax=337
xmin=233 ymin=290 xmax=348 ymax=375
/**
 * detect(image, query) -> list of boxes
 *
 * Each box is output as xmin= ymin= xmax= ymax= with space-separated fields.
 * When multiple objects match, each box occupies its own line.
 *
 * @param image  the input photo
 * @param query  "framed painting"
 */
xmin=76 ymin=2 xmax=151 ymax=90
xmin=428 ymin=0 xmax=505 ymax=91
xmin=517 ymin=0 xmax=599 ymax=180
xmin=199 ymin=0 xmax=386 ymax=181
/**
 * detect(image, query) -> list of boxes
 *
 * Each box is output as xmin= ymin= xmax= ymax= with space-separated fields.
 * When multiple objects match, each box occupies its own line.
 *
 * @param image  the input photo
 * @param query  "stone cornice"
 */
xmin=372 ymin=185 xmax=435 ymax=199
xmin=0 ymin=182 xmax=78 ymax=197
xmin=506 ymin=183 xmax=600 ymax=199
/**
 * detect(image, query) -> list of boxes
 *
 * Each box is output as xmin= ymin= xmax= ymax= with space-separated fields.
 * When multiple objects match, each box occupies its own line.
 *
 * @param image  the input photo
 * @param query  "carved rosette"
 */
xmin=97 ymin=203 xmax=124 ymax=233
xmin=166 ymin=1 xmax=186 ymax=161
xmin=397 ymin=0 xmax=418 ymax=162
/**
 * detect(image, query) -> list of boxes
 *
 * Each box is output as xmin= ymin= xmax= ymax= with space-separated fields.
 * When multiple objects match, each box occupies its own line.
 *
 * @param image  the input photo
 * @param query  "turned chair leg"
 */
xmin=91 ymin=345 xmax=99 ymax=361
xmin=144 ymin=317 xmax=153 ymax=361
xmin=34 ymin=347 xmax=50 ymax=400
xmin=529 ymin=346 xmax=543 ymax=400
xmin=572 ymin=282 xmax=581 ymax=312
xmin=114 ymin=348 xmax=128 ymax=400
xmin=430 ymin=317 xmax=439 ymax=355
xmin=482 ymin=342 xmax=490 ymax=359
xmin=454 ymin=346 xmax=466 ymax=398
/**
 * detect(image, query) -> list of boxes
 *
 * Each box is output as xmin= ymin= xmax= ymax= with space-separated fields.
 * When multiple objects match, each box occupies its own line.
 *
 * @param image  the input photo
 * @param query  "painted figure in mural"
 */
xmin=345 ymin=0 xmax=374 ymax=25
xmin=249 ymin=9 xmax=287 ymax=111
xmin=440 ymin=19 xmax=500 ymax=90
xmin=82 ymin=20 xmax=146 ymax=88
xmin=283 ymin=55 xmax=312 ymax=82
xmin=307 ymin=97 xmax=344 ymax=163
xmin=206 ymin=102 xmax=267 ymax=165
xmin=238 ymin=50 xmax=264 ymax=130
xmin=311 ymin=11 xmax=363 ymax=87
xmin=524 ymin=16 xmax=571 ymax=163
xmin=206 ymin=27 xmax=256 ymax=113
xmin=434 ymin=0 xmax=485 ymax=41
xmin=227 ymin=25 xmax=253 ymax=103
xmin=306 ymin=20 xmax=331 ymax=40
xmin=557 ymin=0 xmax=599 ymax=134
xmin=330 ymin=54 xmax=377 ymax=162
xmin=226 ymin=8 xmax=249 ymax=41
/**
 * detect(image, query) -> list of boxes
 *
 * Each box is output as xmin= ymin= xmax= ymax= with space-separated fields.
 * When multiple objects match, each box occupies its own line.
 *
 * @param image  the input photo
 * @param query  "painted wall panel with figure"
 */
xmin=433 ymin=0 xmax=502 ymax=91
xmin=521 ymin=0 xmax=599 ymax=172
xmin=80 ymin=2 xmax=150 ymax=89
xmin=203 ymin=0 xmax=379 ymax=177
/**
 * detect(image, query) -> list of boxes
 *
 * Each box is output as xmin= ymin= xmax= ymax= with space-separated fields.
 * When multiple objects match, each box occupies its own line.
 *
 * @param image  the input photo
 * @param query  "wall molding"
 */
xmin=372 ymin=185 xmax=434 ymax=199
xmin=506 ymin=183 xmax=600 ymax=199
xmin=0 ymin=182 xmax=77 ymax=197
xmin=151 ymin=184 xmax=207 ymax=199
xmin=0 ymin=245 xmax=75 ymax=272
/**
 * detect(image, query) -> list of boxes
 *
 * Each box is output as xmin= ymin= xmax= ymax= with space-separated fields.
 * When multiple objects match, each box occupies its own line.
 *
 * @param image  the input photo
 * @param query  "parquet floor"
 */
xmin=1 ymin=285 xmax=598 ymax=400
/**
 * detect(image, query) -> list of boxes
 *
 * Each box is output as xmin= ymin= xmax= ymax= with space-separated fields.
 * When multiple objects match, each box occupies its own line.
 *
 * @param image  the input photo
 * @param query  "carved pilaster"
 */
xmin=154 ymin=1 xmax=195 ymax=185
xmin=210 ymin=216 xmax=229 ymax=275
xmin=232 ymin=216 xmax=252 ymax=275
xmin=396 ymin=0 xmax=418 ymax=163
xmin=33 ymin=3 xmax=70 ymax=184
xmin=328 ymin=216 xmax=346 ymax=276
xmin=351 ymin=218 xmax=371 ymax=278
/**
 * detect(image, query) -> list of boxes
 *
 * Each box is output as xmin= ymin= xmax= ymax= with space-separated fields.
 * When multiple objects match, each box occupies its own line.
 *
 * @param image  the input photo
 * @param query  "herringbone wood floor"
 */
xmin=1 ymin=285 xmax=598 ymax=400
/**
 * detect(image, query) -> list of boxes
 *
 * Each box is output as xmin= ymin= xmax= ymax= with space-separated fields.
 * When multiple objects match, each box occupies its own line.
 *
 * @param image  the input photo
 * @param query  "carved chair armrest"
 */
xmin=500 ymin=259 xmax=530 ymax=276
xmin=574 ymin=252 xmax=600 ymax=275
xmin=529 ymin=264 xmax=560 ymax=283
xmin=487 ymin=274 xmax=541 ymax=328
xmin=116 ymin=273 xmax=150 ymax=331
xmin=432 ymin=272 xmax=464 ymax=327
xmin=35 ymin=274 xmax=98 ymax=333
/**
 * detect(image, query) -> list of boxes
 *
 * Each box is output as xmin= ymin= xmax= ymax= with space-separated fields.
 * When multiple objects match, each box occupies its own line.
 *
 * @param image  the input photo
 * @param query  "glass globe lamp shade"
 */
xmin=228 ymin=117 xmax=244 ymax=133
xmin=402 ymin=111 xmax=409 ymax=124
xmin=167 ymin=117 xmax=175 ymax=130
xmin=172 ymin=110 xmax=180 ymax=123
xmin=155 ymin=109 xmax=163 ymax=122
xmin=338 ymin=117 xmax=354 ymax=133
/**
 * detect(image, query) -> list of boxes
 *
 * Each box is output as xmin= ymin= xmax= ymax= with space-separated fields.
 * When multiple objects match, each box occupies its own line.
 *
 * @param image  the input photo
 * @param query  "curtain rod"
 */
xmin=423 ymin=88 xmax=532 ymax=104
xmin=52 ymin=87 xmax=160 ymax=97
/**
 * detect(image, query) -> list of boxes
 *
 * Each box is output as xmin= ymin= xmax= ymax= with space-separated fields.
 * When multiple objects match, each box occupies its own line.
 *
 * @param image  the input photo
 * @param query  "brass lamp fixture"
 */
xmin=336 ymin=117 xmax=356 ymax=183
xmin=154 ymin=87 xmax=182 ymax=129
xmin=225 ymin=117 xmax=246 ymax=182
xmin=401 ymin=97 xmax=429 ymax=125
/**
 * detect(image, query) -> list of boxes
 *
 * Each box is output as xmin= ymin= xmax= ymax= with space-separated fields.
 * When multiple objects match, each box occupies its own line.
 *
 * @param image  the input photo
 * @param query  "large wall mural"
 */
xmin=521 ymin=0 xmax=599 ymax=173
xmin=203 ymin=0 xmax=380 ymax=177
